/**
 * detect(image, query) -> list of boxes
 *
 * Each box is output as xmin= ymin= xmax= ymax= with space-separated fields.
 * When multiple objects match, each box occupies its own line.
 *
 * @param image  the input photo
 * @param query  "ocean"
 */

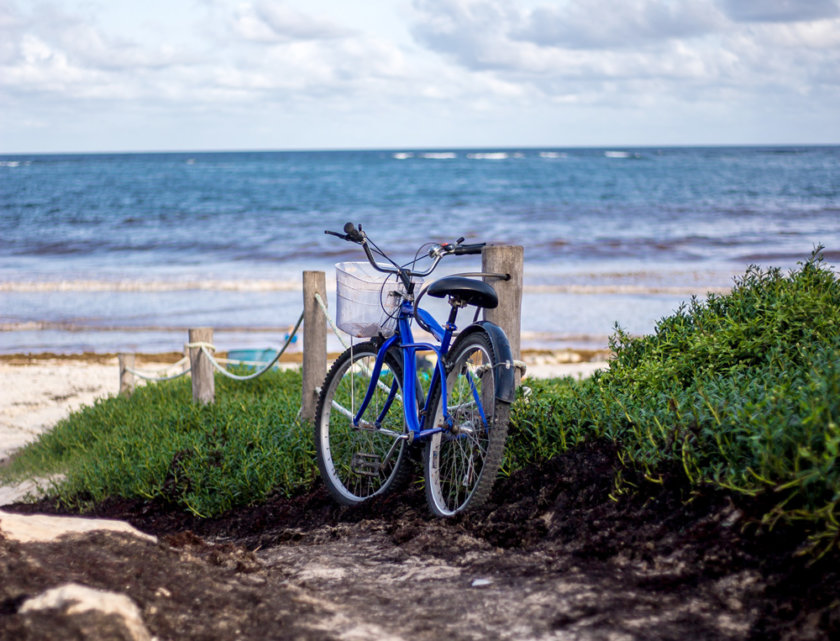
xmin=1 ymin=146 xmax=838 ymax=355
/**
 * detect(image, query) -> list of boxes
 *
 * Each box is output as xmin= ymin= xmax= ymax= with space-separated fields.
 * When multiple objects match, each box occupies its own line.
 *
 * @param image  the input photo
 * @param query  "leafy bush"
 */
xmin=509 ymin=251 xmax=840 ymax=548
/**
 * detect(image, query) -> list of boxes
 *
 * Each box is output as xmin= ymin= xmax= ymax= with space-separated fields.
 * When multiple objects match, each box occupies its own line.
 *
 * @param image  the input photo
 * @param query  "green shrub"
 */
xmin=509 ymin=251 xmax=840 ymax=549
xmin=5 ymin=369 xmax=315 ymax=517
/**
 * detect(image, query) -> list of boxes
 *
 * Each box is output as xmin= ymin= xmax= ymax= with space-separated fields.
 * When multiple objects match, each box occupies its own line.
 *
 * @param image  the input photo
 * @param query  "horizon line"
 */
xmin=2 ymin=141 xmax=840 ymax=156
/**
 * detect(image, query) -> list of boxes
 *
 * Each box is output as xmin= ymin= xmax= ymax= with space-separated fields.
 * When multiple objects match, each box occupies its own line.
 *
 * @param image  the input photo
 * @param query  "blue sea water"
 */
xmin=1 ymin=146 xmax=838 ymax=354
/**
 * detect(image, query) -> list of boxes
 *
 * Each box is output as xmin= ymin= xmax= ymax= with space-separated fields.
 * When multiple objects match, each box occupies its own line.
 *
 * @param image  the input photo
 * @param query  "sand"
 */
xmin=0 ymin=355 xmax=186 ymax=462
xmin=0 ymin=355 xmax=184 ymax=504
xmin=0 ymin=351 xmax=607 ymax=505
xmin=0 ymin=357 xmax=120 ymax=463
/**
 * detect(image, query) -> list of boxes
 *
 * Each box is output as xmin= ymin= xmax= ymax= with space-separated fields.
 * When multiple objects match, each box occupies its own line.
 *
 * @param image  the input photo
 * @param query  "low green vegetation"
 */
xmin=2 ymin=369 xmax=313 ymax=517
xmin=3 ymin=252 xmax=838 ymax=549
xmin=508 ymin=251 xmax=840 ymax=550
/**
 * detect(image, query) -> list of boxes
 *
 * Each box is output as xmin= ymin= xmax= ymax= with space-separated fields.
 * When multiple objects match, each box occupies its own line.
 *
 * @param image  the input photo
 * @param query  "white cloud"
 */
xmin=0 ymin=0 xmax=838 ymax=151
xmin=0 ymin=0 xmax=205 ymax=107
xmin=55 ymin=22 xmax=193 ymax=71
xmin=513 ymin=0 xmax=726 ymax=49
xmin=232 ymin=1 xmax=351 ymax=42
xmin=408 ymin=0 xmax=840 ymax=104
xmin=719 ymin=0 xmax=840 ymax=23
xmin=0 ymin=0 xmax=413 ymax=109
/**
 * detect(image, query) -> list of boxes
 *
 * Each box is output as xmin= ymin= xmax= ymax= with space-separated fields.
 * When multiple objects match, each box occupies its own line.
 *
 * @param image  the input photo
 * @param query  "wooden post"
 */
xmin=118 ymin=353 xmax=135 ymax=397
xmin=188 ymin=327 xmax=215 ymax=405
xmin=302 ymin=271 xmax=327 ymax=421
xmin=482 ymin=245 xmax=524 ymax=384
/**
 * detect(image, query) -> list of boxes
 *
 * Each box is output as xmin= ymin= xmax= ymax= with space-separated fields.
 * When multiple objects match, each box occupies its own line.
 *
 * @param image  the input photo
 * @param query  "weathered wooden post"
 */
xmin=188 ymin=327 xmax=215 ymax=405
xmin=301 ymin=271 xmax=327 ymax=421
xmin=118 ymin=353 xmax=135 ymax=397
xmin=482 ymin=245 xmax=524 ymax=384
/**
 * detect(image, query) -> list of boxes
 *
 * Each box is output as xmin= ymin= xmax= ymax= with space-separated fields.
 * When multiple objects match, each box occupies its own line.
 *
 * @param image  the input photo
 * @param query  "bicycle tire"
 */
xmin=314 ymin=341 xmax=412 ymax=505
xmin=423 ymin=329 xmax=510 ymax=516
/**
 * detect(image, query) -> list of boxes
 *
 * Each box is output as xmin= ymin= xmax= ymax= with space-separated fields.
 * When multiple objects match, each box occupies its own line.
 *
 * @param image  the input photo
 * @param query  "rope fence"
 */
xmin=119 ymin=312 xmax=305 ymax=403
xmin=125 ymin=359 xmax=190 ymax=382
xmin=190 ymin=312 xmax=304 ymax=382
xmin=118 ymin=246 xmax=525 ymax=413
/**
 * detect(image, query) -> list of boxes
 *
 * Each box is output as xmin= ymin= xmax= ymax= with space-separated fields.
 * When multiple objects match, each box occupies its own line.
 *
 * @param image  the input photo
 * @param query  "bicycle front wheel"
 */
xmin=314 ymin=341 xmax=411 ymax=505
xmin=424 ymin=330 xmax=511 ymax=517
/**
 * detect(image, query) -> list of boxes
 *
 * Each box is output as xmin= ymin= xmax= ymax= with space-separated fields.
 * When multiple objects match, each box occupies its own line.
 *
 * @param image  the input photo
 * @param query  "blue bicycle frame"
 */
xmin=351 ymin=297 xmax=479 ymax=442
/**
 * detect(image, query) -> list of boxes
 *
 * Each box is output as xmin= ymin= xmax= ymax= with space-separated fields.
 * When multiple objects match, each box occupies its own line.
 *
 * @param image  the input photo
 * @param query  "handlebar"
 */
xmin=451 ymin=242 xmax=484 ymax=255
xmin=324 ymin=222 xmax=365 ymax=243
xmin=324 ymin=222 xmax=486 ymax=290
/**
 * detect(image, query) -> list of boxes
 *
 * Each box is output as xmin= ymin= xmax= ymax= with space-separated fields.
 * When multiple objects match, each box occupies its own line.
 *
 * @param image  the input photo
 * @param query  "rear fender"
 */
xmin=451 ymin=321 xmax=516 ymax=404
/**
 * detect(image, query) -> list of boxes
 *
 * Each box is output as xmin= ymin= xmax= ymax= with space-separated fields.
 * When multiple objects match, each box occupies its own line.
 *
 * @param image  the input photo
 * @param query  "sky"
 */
xmin=1 ymin=0 xmax=839 ymax=153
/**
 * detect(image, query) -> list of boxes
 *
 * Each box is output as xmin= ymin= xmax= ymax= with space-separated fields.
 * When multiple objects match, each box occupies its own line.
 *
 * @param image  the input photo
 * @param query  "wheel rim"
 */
xmin=319 ymin=351 xmax=406 ymax=502
xmin=428 ymin=342 xmax=494 ymax=515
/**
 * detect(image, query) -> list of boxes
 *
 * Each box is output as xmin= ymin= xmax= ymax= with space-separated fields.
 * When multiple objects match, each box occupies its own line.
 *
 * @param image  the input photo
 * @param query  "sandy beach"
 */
xmin=0 ymin=350 xmax=608 ymax=504
xmin=0 ymin=354 xmax=183 ymax=459
xmin=0 ymin=354 xmax=187 ymax=504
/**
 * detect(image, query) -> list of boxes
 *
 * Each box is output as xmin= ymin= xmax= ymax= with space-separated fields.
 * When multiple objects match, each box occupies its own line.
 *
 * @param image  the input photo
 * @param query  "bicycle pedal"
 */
xmin=351 ymin=452 xmax=381 ymax=477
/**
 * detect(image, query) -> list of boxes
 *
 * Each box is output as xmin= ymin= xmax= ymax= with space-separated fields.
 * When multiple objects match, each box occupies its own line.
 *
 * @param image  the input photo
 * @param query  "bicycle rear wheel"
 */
xmin=314 ymin=341 xmax=411 ymax=505
xmin=424 ymin=330 xmax=510 ymax=516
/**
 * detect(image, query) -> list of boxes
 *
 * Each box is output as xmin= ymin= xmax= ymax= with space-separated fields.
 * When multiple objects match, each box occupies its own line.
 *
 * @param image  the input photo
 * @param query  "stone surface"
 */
xmin=0 ymin=509 xmax=157 ymax=544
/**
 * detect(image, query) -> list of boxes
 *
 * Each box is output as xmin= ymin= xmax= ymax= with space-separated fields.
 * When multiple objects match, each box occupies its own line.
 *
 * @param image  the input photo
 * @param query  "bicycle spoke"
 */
xmin=424 ymin=330 xmax=510 ymax=516
xmin=315 ymin=343 xmax=411 ymax=505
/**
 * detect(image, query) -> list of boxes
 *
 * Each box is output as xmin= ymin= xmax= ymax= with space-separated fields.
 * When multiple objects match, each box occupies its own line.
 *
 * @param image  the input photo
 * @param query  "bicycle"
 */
xmin=314 ymin=222 xmax=517 ymax=516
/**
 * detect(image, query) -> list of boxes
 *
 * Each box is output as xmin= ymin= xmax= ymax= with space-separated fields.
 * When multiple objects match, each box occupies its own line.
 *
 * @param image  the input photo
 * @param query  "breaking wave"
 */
xmin=523 ymin=284 xmax=731 ymax=296
xmin=0 ymin=279 xmax=302 ymax=293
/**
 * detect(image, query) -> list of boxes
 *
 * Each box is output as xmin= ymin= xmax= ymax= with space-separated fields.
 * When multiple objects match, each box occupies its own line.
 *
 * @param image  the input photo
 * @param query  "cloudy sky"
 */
xmin=1 ymin=0 xmax=839 ymax=153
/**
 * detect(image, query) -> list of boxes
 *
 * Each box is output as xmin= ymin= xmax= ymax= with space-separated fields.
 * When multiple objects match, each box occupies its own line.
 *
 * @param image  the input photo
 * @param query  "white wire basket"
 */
xmin=335 ymin=262 xmax=421 ymax=338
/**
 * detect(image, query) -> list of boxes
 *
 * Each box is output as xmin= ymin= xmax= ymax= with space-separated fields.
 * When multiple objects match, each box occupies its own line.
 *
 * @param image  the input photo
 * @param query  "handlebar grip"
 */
xmin=324 ymin=225 xmax=364 ymax=243
xmin=343 ymin=222 xmax=364 ymax=242
xmin=453 ymin=242 xmax=485 ymax=255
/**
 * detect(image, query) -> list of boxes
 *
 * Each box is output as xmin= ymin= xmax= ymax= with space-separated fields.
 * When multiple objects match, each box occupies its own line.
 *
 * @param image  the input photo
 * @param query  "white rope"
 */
xmin=196 ymin=311 xmax=305 ymax=381
xmin=475 ymin=359 xmax=528 ymax=377
xmin=125 ymin=356 xmax=190 ymax=382
xmin=125 ymin=362 xmax=191 ymax=381
xmin=313 ymin=292 xmax=350 ymax=350
xmin=123 ymin=313 xmax=304 ymax=384
xmin=184 ymin=341 xmax=216 ymax=352
xmin=215 ymin=357 xmax=278 ymax=368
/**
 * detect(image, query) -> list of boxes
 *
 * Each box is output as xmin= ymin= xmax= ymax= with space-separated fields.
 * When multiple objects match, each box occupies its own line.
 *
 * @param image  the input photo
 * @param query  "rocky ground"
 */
xmin=2 ymin=441 xmax=838 ymax=640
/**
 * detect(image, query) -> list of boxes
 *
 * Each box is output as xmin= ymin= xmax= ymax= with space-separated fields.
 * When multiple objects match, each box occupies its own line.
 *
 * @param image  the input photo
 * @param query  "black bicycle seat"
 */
xmin=426 ymin=276 xmax=498 ymax=309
